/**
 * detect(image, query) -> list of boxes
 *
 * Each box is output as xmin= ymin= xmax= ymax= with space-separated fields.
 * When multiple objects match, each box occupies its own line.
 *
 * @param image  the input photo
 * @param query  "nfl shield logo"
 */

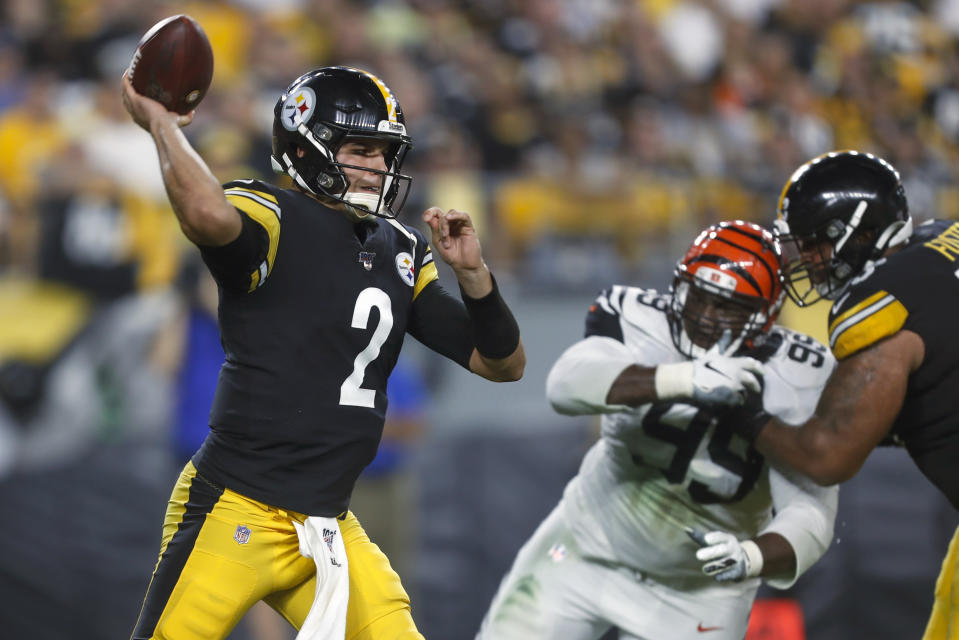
xmin=234 ymin=525 xmax=252 ymax=545
xmin=548 ymin=543 xmax=566 ymax=562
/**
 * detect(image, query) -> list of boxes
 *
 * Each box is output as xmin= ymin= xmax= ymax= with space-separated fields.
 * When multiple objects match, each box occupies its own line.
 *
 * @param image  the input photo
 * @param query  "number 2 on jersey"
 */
xmin=340 ymin=287 xmax=393 ymax=408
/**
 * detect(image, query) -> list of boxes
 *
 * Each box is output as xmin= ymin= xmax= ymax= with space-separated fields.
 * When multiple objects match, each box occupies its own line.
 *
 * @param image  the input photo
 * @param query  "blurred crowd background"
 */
xmin=1 ymin=0 xmax=958 ymax=638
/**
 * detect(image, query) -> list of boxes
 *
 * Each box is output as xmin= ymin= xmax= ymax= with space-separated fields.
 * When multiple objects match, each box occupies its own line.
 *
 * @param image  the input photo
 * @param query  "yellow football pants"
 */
xmin=130 ymin=461 xmax=424 ymax=639
xmin=924 ymin=524 xmax=959 ymax=640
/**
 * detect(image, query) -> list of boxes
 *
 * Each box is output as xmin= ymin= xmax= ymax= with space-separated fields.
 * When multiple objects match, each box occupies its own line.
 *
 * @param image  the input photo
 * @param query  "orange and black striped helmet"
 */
xmin=668 ymin=220 xmax=785 ymax=357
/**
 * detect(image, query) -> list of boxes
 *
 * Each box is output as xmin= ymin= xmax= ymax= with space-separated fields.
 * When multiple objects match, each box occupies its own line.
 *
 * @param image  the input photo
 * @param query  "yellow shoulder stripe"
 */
xmin=224 ymin=188 xmax=281 ymax=293
xmin=224 ymin=186 xmax=279 ymax=207
xmin=413 ymin=261 xmax=438 ymax=300
xmin=828 ymin=290 xmax=908 ymax=359
xmin=828 ymin=291 xmax=888 ymax=336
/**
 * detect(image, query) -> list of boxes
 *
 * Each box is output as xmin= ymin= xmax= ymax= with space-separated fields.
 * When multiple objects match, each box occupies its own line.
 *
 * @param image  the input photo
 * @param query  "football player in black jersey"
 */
xmin=122 ymin=66 xmax=524 ymax=640
xmin=739 ymin=150 xmax=959 ymax=638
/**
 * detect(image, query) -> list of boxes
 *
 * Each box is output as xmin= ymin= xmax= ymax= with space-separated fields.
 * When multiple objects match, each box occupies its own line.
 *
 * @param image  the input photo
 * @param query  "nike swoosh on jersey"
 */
xmin=697 ymin=623 xmax=723 ymax=632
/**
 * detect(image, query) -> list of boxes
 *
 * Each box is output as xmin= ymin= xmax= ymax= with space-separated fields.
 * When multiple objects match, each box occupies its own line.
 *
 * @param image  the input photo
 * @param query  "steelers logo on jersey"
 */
xmin=396 ymin=252 xmax=415 ymax=286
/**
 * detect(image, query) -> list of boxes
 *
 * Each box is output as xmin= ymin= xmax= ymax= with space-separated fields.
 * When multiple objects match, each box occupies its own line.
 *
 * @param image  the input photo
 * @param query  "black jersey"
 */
xmin=827 ymin=219 xmax=959 ymax=507
xmin=192 ymin=179 xmax=473 ymax=516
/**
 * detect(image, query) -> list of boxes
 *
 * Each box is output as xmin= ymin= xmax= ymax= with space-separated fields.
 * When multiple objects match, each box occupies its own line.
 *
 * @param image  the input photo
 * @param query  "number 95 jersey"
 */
xmin=555 ymin=286 xmax=836 ymax=585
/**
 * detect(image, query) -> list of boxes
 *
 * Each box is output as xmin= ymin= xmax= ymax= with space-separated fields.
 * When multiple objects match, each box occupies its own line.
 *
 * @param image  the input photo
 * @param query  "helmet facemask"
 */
xmin=669 ymin=272 xmax=774 ymax=358
xmin=775 ymin=206 xmax=913 ymax=306
xmin=272 ymin=122 xmax=412 ymax=221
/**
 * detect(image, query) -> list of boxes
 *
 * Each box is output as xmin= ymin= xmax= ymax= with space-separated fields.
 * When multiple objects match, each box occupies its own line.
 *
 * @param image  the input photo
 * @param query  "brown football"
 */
xmin=129 ymin=15 xmax=213 ymax=115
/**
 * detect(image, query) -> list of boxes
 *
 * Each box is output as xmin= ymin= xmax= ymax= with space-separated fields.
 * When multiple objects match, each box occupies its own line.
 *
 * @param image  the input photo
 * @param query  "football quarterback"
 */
xmin=477 ymin=221 xmax=837 ymax=640
xmin=744 ymin=150 xmax=959 ymax=640
xmin=122 ymin=66 xmax=525 ymax=640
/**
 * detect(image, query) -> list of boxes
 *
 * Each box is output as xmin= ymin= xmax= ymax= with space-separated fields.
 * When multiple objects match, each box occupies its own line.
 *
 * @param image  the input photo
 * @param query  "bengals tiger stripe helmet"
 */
xmin=668 ymin=220 xmax=785 ymax=357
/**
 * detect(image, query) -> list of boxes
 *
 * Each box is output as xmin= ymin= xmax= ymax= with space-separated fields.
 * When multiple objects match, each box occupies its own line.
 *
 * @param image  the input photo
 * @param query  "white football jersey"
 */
xmin=552 ymin=285 xmax=836 ymax=585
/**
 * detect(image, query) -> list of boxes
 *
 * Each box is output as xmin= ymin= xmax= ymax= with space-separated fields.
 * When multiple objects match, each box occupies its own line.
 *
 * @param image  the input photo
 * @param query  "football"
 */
xmin=129 ymin=14 xmax=213 ymax=115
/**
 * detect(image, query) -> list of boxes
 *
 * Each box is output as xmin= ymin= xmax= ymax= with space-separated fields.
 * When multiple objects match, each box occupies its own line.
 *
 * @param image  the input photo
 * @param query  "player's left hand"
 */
xmin=692 ymin=530 xmax=764 ymax=582
xmin=423 ymin=207 xmax=484 ymax=271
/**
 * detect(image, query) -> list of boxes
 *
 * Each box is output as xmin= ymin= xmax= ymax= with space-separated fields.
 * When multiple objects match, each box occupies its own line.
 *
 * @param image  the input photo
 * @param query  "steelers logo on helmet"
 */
xmin=281 ymin=86 xmax=316 ymax=131
xmin=270 ymin=67 xmax=414 ymax=220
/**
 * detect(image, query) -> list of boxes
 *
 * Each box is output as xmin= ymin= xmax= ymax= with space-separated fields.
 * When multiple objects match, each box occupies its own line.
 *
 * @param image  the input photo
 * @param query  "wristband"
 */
xmin=741 ymin=539 xmax=764 ymax=578
xmin=460 ymin=274 xmax=520 ymax=359
xmin=654 ymin=362 xmax=694 ymax=400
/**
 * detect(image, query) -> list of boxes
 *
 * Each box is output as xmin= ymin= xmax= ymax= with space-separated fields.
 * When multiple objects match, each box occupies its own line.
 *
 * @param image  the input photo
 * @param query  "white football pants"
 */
xmin=476 ymin=503 xmax=758 ymax=640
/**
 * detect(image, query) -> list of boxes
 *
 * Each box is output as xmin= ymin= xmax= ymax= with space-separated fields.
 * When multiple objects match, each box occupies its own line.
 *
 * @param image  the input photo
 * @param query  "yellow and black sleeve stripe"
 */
xmin=413 ymin=249 xmax=438 ymax=300
xmin=223 ymin=187 xmax=282 ymax=292
xmin=828 ymin=290 xmax=909 ymax=359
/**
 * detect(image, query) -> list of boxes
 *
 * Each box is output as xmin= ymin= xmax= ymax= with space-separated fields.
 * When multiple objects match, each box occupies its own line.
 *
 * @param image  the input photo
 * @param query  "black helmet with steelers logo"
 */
xmin=774 ymin=150 xmax=912 ymax=306
xmin=270 ymin=66 xmax=413 ymax=218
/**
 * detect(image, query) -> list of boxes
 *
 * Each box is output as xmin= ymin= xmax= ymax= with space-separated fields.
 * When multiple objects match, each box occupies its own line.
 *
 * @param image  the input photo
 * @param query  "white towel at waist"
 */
xmin=292 ymin=515 xmax=350 ymax=640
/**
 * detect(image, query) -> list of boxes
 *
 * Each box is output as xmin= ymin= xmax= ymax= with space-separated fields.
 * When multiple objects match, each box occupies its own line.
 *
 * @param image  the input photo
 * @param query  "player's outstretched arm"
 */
xmin=121 ymin=72 xmax=240 ymax=247
xmin=546 ymin=337 xmax=641 ymax=414
xmin=546 ymin=337 xmax=765 ymax=415
xmin=746 ymin=329 xmax=923 ymax=485
xmin=422 ymin=207 xmax=525 ymax=382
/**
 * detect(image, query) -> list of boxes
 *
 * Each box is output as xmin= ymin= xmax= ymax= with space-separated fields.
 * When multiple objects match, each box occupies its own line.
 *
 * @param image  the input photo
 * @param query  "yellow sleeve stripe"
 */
xmin=413 ymin=261 xmax=438 ymax=300
xmin=224 ymin=187 xmax=280 ymax=213
xmin=828 ymin=290 xmax=908 ymax=359
xmin=225 ymin=190 xmax=281 ymax=293
xmin=829 ymin=291 xmax=889 ymax=336
xmin=828 ymin=291 xmax=889 ymax=336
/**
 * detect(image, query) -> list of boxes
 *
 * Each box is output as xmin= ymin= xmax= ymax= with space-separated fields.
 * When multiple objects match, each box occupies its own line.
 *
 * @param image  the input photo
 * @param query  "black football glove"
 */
xmin=722 ymin=385 xmax=771 ymax=443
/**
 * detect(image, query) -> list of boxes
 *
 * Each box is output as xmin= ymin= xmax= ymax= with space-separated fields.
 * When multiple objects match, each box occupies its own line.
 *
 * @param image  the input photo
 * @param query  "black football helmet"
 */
xmin=774 ymin=150 xmax=912 ymax=306
xmin=271 ymin=66 xmax=413 ymax=219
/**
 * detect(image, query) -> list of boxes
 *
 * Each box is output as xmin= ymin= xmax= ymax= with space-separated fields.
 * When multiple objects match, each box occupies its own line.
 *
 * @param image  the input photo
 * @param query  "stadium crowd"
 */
xmin=3 ymin=0 xmax=959 ymax=285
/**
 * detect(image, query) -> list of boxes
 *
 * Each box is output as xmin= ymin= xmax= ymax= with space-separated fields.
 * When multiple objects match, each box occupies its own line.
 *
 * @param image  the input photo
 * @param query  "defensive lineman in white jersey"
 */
xmin=477 ymin=221 xmax=838 ymax=640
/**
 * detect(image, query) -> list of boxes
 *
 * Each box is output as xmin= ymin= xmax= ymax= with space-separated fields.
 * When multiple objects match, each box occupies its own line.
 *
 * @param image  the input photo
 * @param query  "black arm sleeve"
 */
xmin=198 ymin=211 xmax=269 ymax=293
xmin=407 ymin=281 xmax=474 ymax=370
xmin=458 ymin=275 xmax=521 ymax=359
